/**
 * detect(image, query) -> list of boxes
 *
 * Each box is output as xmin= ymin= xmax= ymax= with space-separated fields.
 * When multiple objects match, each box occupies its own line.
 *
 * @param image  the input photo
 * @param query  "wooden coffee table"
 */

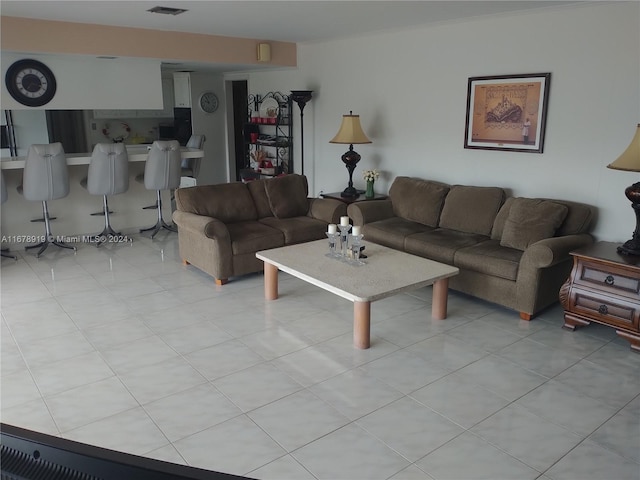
xmin=256 ymin=240 xmax=459 ymax=349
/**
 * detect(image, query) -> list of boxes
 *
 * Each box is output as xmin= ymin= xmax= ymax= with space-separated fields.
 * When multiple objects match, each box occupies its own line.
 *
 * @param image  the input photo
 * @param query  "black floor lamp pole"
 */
xmin=290 ymin=91 xmax=313 ymax=175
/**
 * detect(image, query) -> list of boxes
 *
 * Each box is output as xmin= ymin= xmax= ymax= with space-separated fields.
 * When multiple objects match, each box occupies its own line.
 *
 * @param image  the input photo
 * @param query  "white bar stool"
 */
xmin=140 ymin=140 xmax=181 ymax=238
xmin=181 ymin=134 xmax=206 ymax=179
xmin=84 ymin=143 xmax=130 ymax=246
xmin=23 ymin=143 xmax=76 ymax=257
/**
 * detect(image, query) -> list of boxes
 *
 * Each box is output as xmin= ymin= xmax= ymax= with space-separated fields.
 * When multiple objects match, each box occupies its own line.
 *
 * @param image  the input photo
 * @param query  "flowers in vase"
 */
xmin=362 ymin=169 xmax=380 ymax=182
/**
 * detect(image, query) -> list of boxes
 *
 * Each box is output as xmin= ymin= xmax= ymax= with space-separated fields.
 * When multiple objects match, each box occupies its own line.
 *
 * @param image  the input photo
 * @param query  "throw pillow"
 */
xmin=500 ymin=198 xmax=569 ymax=251
xmin=265 ymin=174 xmax=309 ymax=218
xmin=439 ymin=185 xmax=506 ymax=235
xmin=388 ymin=177 xmax=450 ymax=227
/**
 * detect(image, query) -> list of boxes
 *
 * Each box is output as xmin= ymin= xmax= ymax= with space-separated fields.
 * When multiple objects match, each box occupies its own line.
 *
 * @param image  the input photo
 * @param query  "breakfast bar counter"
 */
xmin=0 ymin=146 xmax=203 ymax=169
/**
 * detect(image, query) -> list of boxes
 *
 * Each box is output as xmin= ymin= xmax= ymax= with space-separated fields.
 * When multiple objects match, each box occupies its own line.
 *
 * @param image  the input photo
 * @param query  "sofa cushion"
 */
xmin=175 ymin=183 xmax=257 ymax=223
xmin=553 ymin=200 xmax=593 ymax=236
xmin=363 ymin=217 xmax=434 ymax=250
xmin=493 ymin=197 xmax=593 ymax=240
xmin=439 ymin=185 xmax=505 ymax=236
xmin=500 ymin=198 xmax=569 ymax=251
xmin=454 ymin=240 xmax=523 ymax=281
xmin=491 ymin=197 xmax=515 ymax=240
xmin=260 ymin=216 xmax=329 ymax=245
xmin=405 ymin=229 xmax=488 ymax=264
xmin=388 ymin=176 xmax=449 ymax=227
xmin=265 ymin=174 xmax=309 ymax=219
xmin=246 ymin=179 xmax=274 ymax=219
xmin=226 ymin=221 xmax=284 ymax=255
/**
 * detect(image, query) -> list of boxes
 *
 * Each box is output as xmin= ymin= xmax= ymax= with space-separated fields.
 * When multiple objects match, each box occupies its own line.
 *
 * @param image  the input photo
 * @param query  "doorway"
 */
xmin=230 ymin=80 xmax=248 ymax=181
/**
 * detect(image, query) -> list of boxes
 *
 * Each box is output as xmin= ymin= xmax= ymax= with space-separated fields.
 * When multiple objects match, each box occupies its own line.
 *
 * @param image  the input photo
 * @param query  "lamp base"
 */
xmin=617 ymin=241 xmax=640 ymax=257
xmin=618 ymin=181 xmax=640 ymax=257
xmin=341 ymin=186 xmax=359 ymax=198
xmin=340 ymin=145 xmax=361 ymax=198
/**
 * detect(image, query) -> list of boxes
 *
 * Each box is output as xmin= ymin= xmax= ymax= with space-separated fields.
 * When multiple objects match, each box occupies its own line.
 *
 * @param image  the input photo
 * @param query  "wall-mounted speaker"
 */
xmin=257 ymin=43 xmax=271 ymax=62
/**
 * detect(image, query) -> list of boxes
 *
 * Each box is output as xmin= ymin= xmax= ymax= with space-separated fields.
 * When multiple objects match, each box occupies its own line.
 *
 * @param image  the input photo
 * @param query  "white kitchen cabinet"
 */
xmin=173 ymin=72 xmax=191 ymax=108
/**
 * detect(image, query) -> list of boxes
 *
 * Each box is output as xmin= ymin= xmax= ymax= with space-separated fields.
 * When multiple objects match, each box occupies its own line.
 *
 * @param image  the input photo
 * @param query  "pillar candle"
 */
xmin=327 ymin=224 xmax=337 ymax=234
xmin=340 ymin=216 xmax=350 ymax=227
xmin=352 ymin=226 xmax=361 ymax=236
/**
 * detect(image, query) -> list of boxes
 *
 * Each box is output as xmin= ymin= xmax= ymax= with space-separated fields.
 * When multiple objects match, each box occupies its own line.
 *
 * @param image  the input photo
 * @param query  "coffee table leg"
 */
xmin=432 ymin=278 xmax=449 ymax=320
xmin=264 ymin=263 xmax=279 ymax=300
xmin=354 ymin=301 xmax=371 ymax=349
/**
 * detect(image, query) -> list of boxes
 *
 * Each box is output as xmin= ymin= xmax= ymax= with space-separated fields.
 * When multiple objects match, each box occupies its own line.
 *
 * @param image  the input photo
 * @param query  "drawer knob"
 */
xmin=598 ymin=304 xmax=608 ymax=315
xmin=604 ymin=275 xmax=614 ymax=286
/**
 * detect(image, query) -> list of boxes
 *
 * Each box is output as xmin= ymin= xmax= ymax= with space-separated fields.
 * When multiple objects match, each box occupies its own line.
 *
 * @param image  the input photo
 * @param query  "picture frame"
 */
xmin=464 ymin=73 xmax=551 ymax=153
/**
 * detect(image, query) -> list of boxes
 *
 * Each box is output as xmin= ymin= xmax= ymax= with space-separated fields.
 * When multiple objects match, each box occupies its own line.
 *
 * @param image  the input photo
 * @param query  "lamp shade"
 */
xmin=330 ymin=112 xmax=372 ymax=145
xmin=607 ymin=124 xmax=640 ymax=172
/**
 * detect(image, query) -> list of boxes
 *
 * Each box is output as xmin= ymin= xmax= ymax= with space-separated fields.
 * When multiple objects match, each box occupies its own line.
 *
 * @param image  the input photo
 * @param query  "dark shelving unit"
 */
xmin=245 ymin=92 xmax=293 ymax=176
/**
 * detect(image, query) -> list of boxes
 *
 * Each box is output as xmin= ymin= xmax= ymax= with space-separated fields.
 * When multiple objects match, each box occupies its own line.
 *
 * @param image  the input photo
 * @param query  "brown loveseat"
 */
xmin=173 ymin=174 xmax=347 ymax=284
xmin=347 ymin=176 xmax=594 ymax=320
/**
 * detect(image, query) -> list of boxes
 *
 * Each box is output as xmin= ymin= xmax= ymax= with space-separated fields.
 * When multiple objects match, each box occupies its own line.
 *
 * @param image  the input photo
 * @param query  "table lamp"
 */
xmin=329 ymin=111 xmax=372 ymax=197
xmin=607 ymin=124 xmax=640 ymax=256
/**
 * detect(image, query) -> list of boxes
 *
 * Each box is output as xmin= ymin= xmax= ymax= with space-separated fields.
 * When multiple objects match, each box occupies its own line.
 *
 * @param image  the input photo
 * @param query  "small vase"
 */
xmin=365 ymin=180 xmax=375 ymax=199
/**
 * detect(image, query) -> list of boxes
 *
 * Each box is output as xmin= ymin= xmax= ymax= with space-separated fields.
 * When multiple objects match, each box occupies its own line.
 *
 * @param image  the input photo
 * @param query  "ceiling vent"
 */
xmin=147 ymin=6 xmax=188 ymax=15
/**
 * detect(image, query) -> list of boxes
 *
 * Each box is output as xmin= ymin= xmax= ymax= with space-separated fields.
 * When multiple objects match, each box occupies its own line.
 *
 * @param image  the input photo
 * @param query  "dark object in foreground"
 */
xmin=1 ymin=423 xmax=253 ymax=480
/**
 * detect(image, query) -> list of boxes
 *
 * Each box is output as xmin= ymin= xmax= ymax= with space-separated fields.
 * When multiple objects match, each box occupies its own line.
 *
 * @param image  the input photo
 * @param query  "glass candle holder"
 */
xmin=326 ymin=232 xmax=340 ymax=258
xmin=349 ymin=233 xmax=365 ymax=265
xmin=338 ymin=224 xmax=351 ymax=258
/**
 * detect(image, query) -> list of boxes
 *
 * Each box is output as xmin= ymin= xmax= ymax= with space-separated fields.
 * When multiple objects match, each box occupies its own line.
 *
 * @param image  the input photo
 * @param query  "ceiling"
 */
xmin=2 ymin=1 xmax=584 ymax=72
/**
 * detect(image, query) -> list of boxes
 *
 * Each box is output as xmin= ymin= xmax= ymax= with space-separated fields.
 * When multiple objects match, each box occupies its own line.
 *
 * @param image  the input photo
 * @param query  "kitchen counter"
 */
xmin=1 ymin=146 xmax=203 ymax=169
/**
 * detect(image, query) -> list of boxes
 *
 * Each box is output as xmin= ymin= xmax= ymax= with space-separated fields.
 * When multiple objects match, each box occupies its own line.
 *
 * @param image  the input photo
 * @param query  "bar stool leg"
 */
xmin=25 ymin=201 xmax=76 ymax=258
xmin=1 ymin=249 xmax=17 ymax=260
xmin=90 ymin=196 xmax=123 ymax=246
xmin=140 ymin=191 xmax=176 ymax=239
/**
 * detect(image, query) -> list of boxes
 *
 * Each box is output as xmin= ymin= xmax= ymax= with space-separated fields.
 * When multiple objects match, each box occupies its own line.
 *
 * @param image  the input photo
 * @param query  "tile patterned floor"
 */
xmin=1 ymin=233 xmax=639 ymax=480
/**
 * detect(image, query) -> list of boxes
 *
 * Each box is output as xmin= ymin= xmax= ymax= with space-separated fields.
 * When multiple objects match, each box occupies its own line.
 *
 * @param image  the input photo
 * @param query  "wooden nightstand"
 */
xmin=559 ymin=241 xmax=640 ymax=352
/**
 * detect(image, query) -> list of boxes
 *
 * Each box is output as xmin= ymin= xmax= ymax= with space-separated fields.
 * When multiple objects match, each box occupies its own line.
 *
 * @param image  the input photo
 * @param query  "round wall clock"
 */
xmin=198 ymin=91 xmax=219 ymax=114
xmin=5 ymin=59 xmax=57 ymax=107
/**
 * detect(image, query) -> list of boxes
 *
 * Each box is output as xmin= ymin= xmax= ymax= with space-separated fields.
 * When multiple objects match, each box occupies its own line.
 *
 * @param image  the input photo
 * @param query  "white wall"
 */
xmin=1 ymin=53 xmax=163 ymax=110
xmin=189 ymin=73 xmax=228 ymax=185
xmin=237 ymin=2 xmax=640 ymax=244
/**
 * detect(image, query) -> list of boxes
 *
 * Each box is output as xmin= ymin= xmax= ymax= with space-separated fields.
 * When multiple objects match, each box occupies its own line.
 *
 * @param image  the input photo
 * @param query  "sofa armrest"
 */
xmin=515 ymin=233 xmax=594 ymax=317
xmin=308 ymin=198 xmax=348 ymax=224
xmin=347 ymin=200 xmax=395 ymax=226
xmin=520 ymin=233 xmax=594 ymax=269
xmin=172 ymin=211 xmax=234 ymax=282
xmin=172 ymin=211 xmax=231 ymax=246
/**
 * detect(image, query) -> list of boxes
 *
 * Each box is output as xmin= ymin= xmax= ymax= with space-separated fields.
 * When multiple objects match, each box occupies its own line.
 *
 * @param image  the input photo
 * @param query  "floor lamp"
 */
xmin=290 ymin=90 xmax=313 ymax=175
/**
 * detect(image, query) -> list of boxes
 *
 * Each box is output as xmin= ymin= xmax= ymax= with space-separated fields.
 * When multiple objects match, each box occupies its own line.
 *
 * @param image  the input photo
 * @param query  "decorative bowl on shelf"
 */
xmin=102 ymin=122 xmax=131 ymax=143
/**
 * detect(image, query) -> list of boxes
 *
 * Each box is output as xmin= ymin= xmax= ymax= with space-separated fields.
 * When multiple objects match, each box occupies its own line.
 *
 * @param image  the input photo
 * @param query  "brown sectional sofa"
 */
xmin=173 ymin=174 xmax=347 ymax=284
xmin=347 ymin=176 xmax=595 ymax=320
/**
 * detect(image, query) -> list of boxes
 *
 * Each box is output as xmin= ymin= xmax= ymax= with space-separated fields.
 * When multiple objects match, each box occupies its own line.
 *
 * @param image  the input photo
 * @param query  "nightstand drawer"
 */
xmin=569 ymin=288 xmax=639 ymax=330
xmin=574 ymin=259 xmax=640 ymax=300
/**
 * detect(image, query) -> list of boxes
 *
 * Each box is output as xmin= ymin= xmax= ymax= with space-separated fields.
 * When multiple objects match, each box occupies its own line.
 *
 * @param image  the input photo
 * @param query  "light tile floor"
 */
xmin=1 ymin=233 xmax=639 ymax=480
